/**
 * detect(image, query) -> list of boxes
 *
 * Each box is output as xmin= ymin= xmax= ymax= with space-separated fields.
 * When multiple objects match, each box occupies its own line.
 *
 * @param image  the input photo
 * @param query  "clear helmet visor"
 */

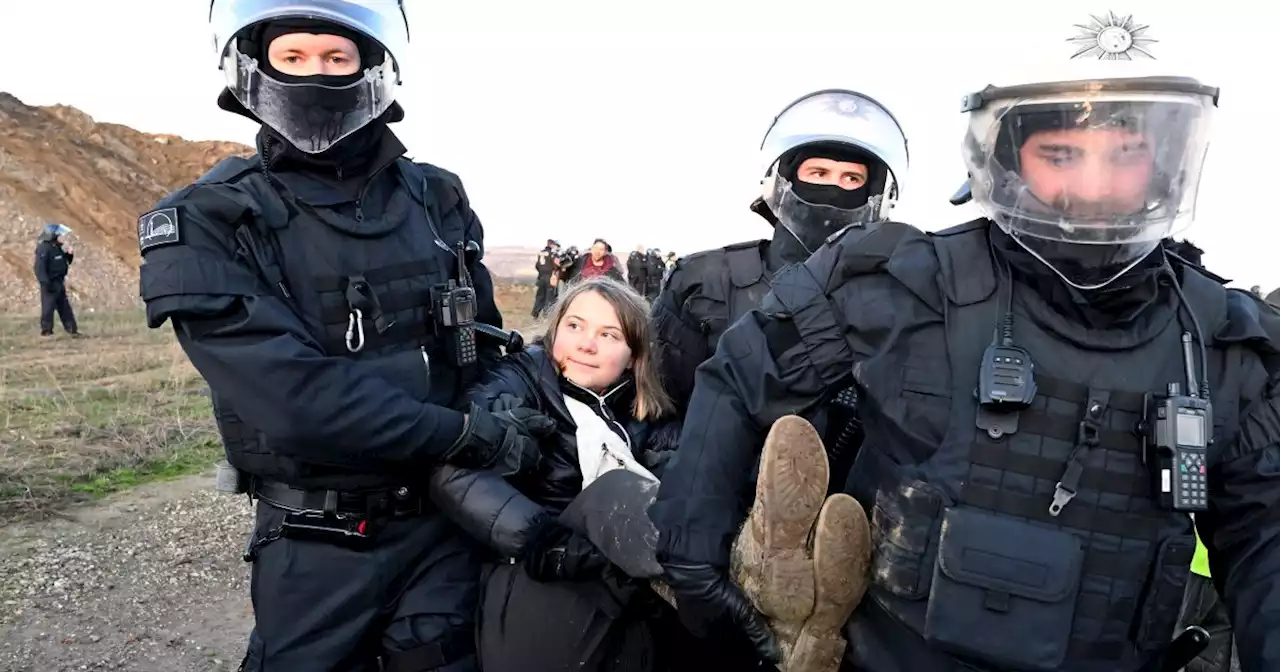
xmin=222 ymin=43 xmax=397 ymax=153
xmin=764 ymin=176 xmax=888 ymax=254
xmin=963 ymin=79 xmax=1215 ymax=289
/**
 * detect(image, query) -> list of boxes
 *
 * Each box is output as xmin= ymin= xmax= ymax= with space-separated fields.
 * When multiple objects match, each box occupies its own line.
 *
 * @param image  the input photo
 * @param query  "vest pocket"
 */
xmin=924 ymin=507 xmax=1084 ymax=671
xmin=870 ymin=480 xmax=945 ymax=599
xmin=1132 ymin=534 xmax=1196 ymax=650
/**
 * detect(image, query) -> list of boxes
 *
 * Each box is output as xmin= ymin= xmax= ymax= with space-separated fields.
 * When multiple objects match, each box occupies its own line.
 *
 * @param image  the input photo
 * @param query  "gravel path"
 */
xmin=0 ymin=473 xmax=1244 ymax=672
xmin=0 ymin=474 xmax=253 ymax=672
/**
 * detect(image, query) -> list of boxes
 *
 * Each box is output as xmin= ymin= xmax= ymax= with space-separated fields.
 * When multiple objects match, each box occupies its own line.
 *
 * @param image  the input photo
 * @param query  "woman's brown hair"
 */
xmin=537 ymin=276 xmax=673 ymax=421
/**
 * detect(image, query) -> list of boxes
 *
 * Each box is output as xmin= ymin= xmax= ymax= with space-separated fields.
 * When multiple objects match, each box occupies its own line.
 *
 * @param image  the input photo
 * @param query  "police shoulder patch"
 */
xmin=138 ymin=207 xmax=181 ymax=252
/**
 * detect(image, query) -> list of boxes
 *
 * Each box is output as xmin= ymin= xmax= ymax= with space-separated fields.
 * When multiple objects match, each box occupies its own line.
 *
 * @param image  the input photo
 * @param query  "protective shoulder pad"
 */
xmin=928 ymin=218 xmax=997 ymax=307
xmin=195 ymin=155 xmax=260 ymax=186
xmin=723 ymin=240 xmax=767 ymax=288
xmin=668 ymin=246 xmax=729 ymax=302
xmin=1220 ymin=285 xmax=1280 ymax=381
xmin=1168 ymin=251 xmax=1231 ymax=286
xmin=402 ymin=159 xmax=465 ymax=214
xmin=1178 ymin=266 xmax=1230 ymax=339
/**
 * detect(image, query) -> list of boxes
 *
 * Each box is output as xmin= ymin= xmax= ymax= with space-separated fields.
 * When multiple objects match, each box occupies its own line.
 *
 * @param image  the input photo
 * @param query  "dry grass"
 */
xmin=0 ymin=282 xmax=539 ymax=521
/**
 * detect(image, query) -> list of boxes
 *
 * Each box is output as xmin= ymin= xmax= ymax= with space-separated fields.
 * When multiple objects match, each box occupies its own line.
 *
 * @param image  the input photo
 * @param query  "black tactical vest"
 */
xmin=195 ymin=156 xmax=477 ymax=491
xmin=846 ymin=221 xmax=1252 ymax=671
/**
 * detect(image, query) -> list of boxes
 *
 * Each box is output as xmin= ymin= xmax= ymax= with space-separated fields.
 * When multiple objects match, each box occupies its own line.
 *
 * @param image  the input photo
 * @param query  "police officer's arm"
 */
xmin=139 ymin=185 xmax=466 ymax=465
xmin=33 ymin=246 xmax=50 ymax=285
xmin=1200 ymin=296 xmax=1280 ymax=668
xmin=430 ymin=351 xmax=554 ymax=556
xmin=651 ymin=225 xmax=904 ymax=566
xmin=649 ymin=261 xmax=709 ymax=410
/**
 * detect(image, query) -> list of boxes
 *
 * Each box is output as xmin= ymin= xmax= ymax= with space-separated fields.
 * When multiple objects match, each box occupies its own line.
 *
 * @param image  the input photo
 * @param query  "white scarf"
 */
xmin=563 ymin=394 xmax=657 ymax=490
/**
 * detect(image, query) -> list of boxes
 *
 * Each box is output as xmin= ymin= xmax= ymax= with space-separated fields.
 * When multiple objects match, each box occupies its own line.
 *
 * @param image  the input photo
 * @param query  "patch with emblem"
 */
xmin=138 ymin=208 xmax=180 ymax=252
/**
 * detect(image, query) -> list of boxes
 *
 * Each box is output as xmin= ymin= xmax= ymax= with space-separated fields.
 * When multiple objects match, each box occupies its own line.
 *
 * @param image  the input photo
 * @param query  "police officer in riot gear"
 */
xmin=649 ymin=89 xmax=907 ymax=669
xmin=651 ymin=63 xmax=1280 ymax=670
xmin=139 ymin=2 xmax=550 ymax=670
xmin=628 ymin=245 xmax=650 ymax=295
xmin=34 ymin=223 xmax=80 ymax=337
xmin=533 ymin=239 xmax=559 ymax=317
xmin=645 ymin=248 xmax=664 ymax=300
xmin=652 ymin=89 xmax=908 ymax=412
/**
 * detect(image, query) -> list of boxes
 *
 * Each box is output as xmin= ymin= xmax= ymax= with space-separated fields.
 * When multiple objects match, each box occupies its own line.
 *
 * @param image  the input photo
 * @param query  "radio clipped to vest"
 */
xmin=1141 ymin=331 xmax=1213 ymax=512
xmin=433 ymin=240 xmax=480 ymax=367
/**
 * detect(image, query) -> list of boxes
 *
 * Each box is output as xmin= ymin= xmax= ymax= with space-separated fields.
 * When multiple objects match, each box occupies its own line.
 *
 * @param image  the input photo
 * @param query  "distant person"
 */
xmin=575 ymin=238 xmax=623 ymax=282
xmin=627 ymin=245 xmax=649 ymax=295
xmin=533 ymin=238 xmax=559 ymax=317
xmin=551 ymin=245 xmax=581 ymax=300
xmin=663 ymin=252 xmax=677 ymax=287
xmin=1250 ymin=285 xmax=1263 ymax=298
xmin=33 ymin=223 xmax=80 ymax=337
xmin=644 ymin=248 xmax=664 ymax=300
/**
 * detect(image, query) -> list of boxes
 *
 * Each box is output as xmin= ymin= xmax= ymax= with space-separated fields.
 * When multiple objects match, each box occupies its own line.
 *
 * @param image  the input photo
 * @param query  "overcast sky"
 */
xmin=1 ymin=1 xmax=1275 ymax=288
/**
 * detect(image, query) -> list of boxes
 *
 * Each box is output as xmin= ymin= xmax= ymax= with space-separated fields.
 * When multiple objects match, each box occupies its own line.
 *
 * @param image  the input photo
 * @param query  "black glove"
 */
xmin=522 ymin=519 xmax=609 ymax=582
xmin=488 ymin=393 xmax=526 ymax=412
xmin=444 ymin=403 xmax=555 ymax=476
xmin=662 ymin=561 xmax=780 ymax=664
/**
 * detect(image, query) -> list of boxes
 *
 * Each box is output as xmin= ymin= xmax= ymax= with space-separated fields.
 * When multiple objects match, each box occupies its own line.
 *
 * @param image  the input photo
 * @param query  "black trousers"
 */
xmin=532 ymin=279 xmax=553 ymax=318
xmin=239 ymin=501 xmax=482 ymax=672
xmin=39 ymin=284 xmax=77 ymax=334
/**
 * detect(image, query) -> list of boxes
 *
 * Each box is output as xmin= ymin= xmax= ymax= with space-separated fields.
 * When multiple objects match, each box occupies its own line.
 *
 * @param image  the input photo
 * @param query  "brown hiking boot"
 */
xmin=731 ymin=415 xmax=830 ymax=632
xmin=786 ymin=493 xmax=872 ymax=672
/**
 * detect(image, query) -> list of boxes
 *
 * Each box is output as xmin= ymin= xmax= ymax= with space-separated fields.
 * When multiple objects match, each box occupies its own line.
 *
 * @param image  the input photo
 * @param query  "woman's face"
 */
xmin=552 ymin=291 xmax=633 ymax=392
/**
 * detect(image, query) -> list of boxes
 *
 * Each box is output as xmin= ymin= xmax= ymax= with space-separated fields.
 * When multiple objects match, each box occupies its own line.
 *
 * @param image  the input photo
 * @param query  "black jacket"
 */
xmin=430 ymin=345 xmax=677 ymax=558
xmin=34 ymin=239 xmax=73 ymax=287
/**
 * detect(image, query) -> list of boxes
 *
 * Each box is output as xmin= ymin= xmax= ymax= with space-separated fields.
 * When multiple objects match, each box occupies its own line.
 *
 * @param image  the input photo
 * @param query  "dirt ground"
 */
xmin=0 ymin=285 xmax=538 ymax=671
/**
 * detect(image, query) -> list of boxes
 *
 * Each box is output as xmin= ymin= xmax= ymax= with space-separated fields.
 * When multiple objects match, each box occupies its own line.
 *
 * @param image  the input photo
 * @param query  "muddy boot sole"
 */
xmin=732 ymin=415 xmax=829 ymax=626
xmin=787 ymin=493 xmax=871 ymax=672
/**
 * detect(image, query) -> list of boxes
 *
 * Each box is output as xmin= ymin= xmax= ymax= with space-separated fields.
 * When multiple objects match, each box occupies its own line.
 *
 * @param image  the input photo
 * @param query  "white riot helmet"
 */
xmin=962 ymin=55 xmax=1218 ymax=290
xmin=758 ymin=89 xmax=909 ymax=253
xmin=209 ymin=0 xmax=410 ymax=154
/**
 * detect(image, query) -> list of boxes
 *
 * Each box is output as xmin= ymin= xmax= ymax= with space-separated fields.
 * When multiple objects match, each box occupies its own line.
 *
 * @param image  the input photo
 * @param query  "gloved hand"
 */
xmin=443 ymin=403 xmax=555 ymax=476
xmin=522 ymin=519 xmax=609 ymax=582
xmin=488 ymin=392 xmax=526 ymax=412
xmin=662 ymin=561 xmax=780 ymax=664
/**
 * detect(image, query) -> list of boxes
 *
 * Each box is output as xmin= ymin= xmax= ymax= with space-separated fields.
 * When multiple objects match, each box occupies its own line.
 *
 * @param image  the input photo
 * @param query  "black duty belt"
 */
xmin=251 ymin=479 xmax=429 ymax=518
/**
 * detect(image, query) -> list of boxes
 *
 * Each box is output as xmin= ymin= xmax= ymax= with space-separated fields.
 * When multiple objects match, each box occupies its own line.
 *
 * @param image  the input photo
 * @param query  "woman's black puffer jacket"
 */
xmin=428 ymin=344 xmax=679 ymax=559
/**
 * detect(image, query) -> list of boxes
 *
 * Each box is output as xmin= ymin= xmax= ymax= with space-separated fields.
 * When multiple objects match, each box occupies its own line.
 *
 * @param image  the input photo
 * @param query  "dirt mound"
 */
xmin=0 ymin=93 xmax=545 ymax=314
xmin=0 ymin=93 xmax=253 ymax=313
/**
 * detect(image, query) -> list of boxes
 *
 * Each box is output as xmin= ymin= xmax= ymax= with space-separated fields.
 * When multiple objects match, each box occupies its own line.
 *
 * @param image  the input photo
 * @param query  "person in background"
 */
xmin=34 ymin=222 xmax=80 ymax=338
xmin=628 ymin=245 xmax=650 ymax=295
xmin=533 ymin=239 xmax=559 ymax=318
xmin=644 ymin=248 xmax=664 ymax=301
xmin=575 ymin=238 xmax=624 ymax=282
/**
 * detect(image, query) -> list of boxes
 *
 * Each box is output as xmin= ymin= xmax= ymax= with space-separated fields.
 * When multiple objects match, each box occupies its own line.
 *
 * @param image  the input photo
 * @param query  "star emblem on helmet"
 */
xmin=1067 ymin=11 xmax=1158 ymax=60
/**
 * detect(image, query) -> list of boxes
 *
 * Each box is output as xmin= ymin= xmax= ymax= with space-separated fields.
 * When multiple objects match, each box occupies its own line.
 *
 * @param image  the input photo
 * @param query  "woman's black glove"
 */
xmin=661 ymin=561 xmax=780 ymax=664
xmin=523 ymin=519 xmax=609 ymax=582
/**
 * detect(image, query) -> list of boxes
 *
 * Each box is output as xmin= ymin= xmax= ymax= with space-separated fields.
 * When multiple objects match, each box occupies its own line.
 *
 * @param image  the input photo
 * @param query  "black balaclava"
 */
xmin=221 ymin=18 xmax=399 ymax=171
xmin=777 ymin=142 xmax=887 ymax=211
xmin=763 ymin=141 xmax=888 ymax=269
xmin=990 ymin=225 xmax=1170 ymax=330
